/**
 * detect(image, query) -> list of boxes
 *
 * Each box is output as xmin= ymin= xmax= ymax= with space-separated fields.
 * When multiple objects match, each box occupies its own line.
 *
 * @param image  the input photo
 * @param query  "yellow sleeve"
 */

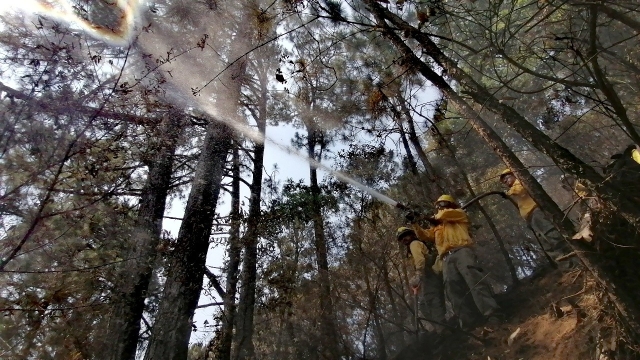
xmin=575 ymin=183 xmax=588 ymax=198
xmin=411 ymin=223 xmax=435 ymax=242
xmin=435 ymin=209 xmax=469 ymax=223
xmin=506 ymin=181 xmax=524 ymax=196
xmin=409 ymin=241 xmax=427 ymax=272
xmin=633 ymin=149 xmax=640 ymax=164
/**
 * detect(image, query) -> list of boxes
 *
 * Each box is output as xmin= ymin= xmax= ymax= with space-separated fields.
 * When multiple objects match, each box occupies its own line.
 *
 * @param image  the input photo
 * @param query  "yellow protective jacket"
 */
xmin=574 ymin=182 xmax=588 ymax=198
xmin=408 ymin=240 xmax=429 ymax=273
xmin=411 ymin=208 xmax=473 ymax=256
xmin=632 ymin=149 xmax=640 ymax=164
xmin=506 ymin=179 xmax=538 ymax=219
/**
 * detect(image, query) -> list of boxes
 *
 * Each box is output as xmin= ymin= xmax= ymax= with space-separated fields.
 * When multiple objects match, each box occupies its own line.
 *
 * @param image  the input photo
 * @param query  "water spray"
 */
xmin=266 ymin=135 xmax=404 ymax=209
xmin=192 ymin=100 xmax=408 ymax=211
xmin=0 ymin=0 xmax=492 ymax=217
xmin=2 ymin=1 xmax=428 ymax=213
xmin=2 ymin=0 xmax=405 ymax=210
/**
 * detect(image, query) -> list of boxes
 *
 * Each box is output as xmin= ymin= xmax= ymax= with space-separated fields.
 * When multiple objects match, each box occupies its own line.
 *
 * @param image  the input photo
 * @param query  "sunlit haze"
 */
xmin=0 ymin=0 xmax=399 ymax=207
xmin=0 ymin=0 xmax=141 ymax=45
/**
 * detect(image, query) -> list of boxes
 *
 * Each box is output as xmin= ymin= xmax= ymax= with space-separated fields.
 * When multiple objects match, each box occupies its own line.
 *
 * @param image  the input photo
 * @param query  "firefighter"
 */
xmin=500 ymin=169 xmax=579 ymax=268
xmin=396 ymin=226 xmax=446 ymax=333
xmin=405 ymin=195 xmax=500 ymax=330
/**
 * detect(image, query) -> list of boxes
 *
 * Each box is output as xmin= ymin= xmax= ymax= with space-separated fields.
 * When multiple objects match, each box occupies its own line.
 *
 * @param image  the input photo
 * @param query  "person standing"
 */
xmin=500 ymin=169 xmax=579 ymax=268
xmin=396 ymin=226 xmax=446 ymax=333
xmin=406 ymin=195 xmax=500 ymax=330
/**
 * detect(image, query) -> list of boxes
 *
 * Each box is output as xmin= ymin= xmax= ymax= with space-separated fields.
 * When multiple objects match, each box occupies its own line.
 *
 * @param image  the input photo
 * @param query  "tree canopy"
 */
xmin=1 ymin=1 xmax=640 ymax=359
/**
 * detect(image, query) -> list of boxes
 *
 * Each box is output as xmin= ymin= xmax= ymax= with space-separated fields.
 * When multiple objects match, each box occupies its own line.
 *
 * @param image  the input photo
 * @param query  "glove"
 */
xmin=409 ymin=273 xmax=422 ymax=289
xmin=425 ymin=216 xmax=440 ymax=225
xmin=405 ymin=210 xmax=420 ymax=223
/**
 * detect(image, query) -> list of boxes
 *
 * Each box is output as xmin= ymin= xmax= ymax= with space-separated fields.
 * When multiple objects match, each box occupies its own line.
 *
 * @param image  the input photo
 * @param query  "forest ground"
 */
xmin=395 ymin=265 xmax=624 ymax=360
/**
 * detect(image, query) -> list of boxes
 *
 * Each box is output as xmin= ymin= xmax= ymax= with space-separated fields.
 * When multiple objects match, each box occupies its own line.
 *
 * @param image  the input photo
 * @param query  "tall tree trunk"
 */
xmin=232 ymin=143 xmax=266 ymax=360
xmin=101 ymin=112 xmax=183 ymax=360
xmin=215 ymin=142 xmax=242 ymax=360
xmin=366 ymin=2 xmax=640 ymax=225
xmin=233 ymin=79 xmax=268 ymax=360
xmin=382 ymin=90 xmax=442 ymax=200
xmin=397 ymin=121 xmax=419 ymax=175
xmin=206 ymin=14 xmax=254 ymax=358
xmin=396 ymin=95 xmax=439 ymax=186
xmin=143 ymin=121 xmax=232 ymax=360
xmin=307 ymin=129 xmax=341 ymax=359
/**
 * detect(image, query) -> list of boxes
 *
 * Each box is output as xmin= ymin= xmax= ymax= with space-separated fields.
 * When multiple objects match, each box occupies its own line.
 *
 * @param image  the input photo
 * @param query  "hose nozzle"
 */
xmin=395 ymin=202 xmax=409 ymax=211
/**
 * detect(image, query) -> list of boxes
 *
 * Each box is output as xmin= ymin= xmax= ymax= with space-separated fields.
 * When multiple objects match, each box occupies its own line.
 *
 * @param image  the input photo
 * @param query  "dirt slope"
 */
xmin=395 ymin=268 xmax=632 ymax=360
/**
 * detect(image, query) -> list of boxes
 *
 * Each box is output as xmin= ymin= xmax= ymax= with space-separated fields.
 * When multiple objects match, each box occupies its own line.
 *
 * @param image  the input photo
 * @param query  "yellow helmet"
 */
xmin=435 ymin=194 xmax=455 ymax=204
xmin=500 ymin=169 xmax=513 ymax=180
xmin=632 ymin=148 xmax=640 ymax=164
xmin=396 ymin=226 xmax=415 ymax=241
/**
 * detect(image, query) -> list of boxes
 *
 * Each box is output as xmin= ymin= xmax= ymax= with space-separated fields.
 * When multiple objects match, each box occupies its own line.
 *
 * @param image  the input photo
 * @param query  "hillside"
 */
xmin=395 ymin=268 xmax=630 ymax=360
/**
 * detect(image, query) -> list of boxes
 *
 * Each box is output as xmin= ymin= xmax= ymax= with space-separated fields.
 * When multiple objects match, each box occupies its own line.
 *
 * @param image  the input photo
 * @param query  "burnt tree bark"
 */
xmin=101 ymin=112 xmax=183 ymax=360
xmin=397 ymin=120 xmax=419 ymax=175
xmin=143 ymin=121 xmax=232 ymax=360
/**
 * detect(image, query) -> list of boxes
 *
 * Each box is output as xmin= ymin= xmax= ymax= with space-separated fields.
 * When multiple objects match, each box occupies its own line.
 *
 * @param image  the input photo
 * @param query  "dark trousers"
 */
xmin=443 ymin=247 xmax=498 ymax=328
xmin=528 ymin=208 xmax=580 ymax=268
xmin=418 ymin=268 xmax=446 ymax=332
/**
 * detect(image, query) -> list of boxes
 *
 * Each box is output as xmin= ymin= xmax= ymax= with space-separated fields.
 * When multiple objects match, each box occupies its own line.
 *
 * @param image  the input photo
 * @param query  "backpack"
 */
xmin=405 ymin=238 xmax=441 ymax=272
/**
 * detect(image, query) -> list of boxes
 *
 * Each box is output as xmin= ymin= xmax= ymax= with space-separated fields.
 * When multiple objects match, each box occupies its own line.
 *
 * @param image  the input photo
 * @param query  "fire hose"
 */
xmin=394 ymin=191 xmax=512 ymax=223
